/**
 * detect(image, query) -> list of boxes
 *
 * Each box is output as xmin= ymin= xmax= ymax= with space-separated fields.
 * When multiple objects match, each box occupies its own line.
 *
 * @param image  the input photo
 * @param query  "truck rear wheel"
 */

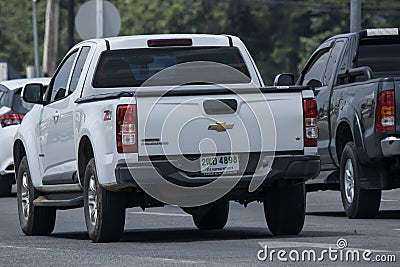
xmin=16 ymin=157 xmax=56 ymax=235
xmin=264 ymin=183 xmax=305 ymax=235
xmin=0 ymin=174 xmax=13 ymax=196
xmin=83 ymin=159 xmax=126 ymax=242
xmin=340 ymin=142 xmax=381 ymax=219
xmin=193 ymin=201 xmax=229 ymax=230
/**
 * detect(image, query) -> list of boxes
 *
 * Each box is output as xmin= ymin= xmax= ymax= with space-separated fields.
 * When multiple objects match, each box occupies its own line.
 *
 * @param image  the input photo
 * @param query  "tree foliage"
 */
xmin=1 ymin=0 xmax=400 ymax=83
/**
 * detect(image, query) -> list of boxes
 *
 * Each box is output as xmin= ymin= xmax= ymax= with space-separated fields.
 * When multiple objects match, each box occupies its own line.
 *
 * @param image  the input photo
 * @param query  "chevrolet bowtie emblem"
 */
xmin=208 ymin=122 xmax=234 ymax=132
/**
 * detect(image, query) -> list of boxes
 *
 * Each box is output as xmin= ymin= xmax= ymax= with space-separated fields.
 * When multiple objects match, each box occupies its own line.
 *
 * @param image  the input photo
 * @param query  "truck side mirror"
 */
xmin=307 ymin=79 xmax=323 ymax=88
xmin=274 ymin=73 xmax=295 ymax=86
xmin=22 ymin=83 xmax=44 ymax=105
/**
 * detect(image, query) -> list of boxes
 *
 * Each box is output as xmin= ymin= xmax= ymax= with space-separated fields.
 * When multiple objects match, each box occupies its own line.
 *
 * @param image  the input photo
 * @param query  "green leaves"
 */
xmin=2 ymin=0 xmax=400 ymax=83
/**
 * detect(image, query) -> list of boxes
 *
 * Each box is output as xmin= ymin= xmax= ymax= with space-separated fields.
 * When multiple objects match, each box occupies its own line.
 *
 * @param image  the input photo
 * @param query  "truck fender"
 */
xmin=76 ymin=108 xmax=117 ymax=186
xmin=334 ymin=104 xmax=369 ymax=165
xmin=334 ymin=105 xmax=385 ymax=189
xmin=13 ymin=133 xmax=42 ymax=188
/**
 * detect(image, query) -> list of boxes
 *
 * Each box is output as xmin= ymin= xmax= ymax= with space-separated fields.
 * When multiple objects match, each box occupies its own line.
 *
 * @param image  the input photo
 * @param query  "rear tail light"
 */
xmin=116 ymin=105 xmax=138 ymax=153
xmin=303 ymin=98 xmax=318 ymax=147
xmin=376 ymin=90 xmax=395 ymax=131
xmin=0 ymin=111 xmax=24 ymax=128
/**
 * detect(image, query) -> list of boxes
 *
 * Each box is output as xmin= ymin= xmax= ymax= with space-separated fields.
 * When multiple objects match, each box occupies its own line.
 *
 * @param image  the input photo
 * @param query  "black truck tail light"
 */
xmin=116 ymin=105 xmax=138 ymax=153
xmin=0 ymin=111 xmax=24 ymax=128
xmin=376 ymin=90 xmax=395 ymax=131
xmin=303 ymin=98 xmax=318 ymax=147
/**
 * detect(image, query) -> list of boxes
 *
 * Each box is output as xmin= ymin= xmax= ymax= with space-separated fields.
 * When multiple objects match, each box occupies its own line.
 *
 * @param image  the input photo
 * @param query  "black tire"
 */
xmin=264 ymin=183 xmax=305 ymax=235
xmin=16 ymin=157 xmax=56 ymax=235
xmin=0 ymin=175 xmax=13 ymax=197
xmin=83 ymin=159 xmax=126 ymax=242
xmin=339 ymin=142 xmax=381 ymax=219
xmin=193 ymin=201 xmax=229 ymax=230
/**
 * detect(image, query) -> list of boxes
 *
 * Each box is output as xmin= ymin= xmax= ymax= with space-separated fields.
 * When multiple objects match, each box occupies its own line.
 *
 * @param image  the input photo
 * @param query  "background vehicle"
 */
xmin=275 ymin=28 xmax=400 ymax=219
xmin=0 ymin=78 xmax=50 ymax=196
xmin=15 ymin=34 xmax=319 ymax=242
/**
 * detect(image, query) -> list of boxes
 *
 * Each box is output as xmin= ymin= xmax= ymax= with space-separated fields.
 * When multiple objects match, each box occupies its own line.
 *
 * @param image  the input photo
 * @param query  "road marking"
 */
xmin=381 ymin=199 xmax=399 ymax=202
xmin=128 ymin=211 xmax=190 ymax=217
xmin=137 ymin=256 xmax=204 ymax=264
xmin=0 ymin=244 xmax=51 ymax=251
xmin=259 ymin=241 xmax=336 ymax=249
xmin=0 ymin=245 xmax=203 ymax=263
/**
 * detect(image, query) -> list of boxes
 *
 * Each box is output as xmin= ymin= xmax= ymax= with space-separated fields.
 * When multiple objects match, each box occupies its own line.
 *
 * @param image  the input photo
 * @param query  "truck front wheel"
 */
xmin=16 ymin=156 xmax=56 ymax=235
xmin=340 ymin=142 xmax=381 ymax=218
xmin=263 ymin=183 xmax=305 ymax=235
xmin=83 ymin=159 xmax=126 ymax=242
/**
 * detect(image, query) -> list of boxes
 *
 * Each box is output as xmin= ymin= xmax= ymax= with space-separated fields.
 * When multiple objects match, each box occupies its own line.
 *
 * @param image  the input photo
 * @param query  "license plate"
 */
xmin=200 ymin=154 xmax=240 ymax=175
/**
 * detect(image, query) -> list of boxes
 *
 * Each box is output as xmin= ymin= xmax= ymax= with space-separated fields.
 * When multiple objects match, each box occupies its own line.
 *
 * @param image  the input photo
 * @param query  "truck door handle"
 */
xmin=53 ymin=111 xmax=60 ymax=121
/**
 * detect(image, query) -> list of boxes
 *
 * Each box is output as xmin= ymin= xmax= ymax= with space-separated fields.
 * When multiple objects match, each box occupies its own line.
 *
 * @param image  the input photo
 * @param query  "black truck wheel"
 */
xmin=340 ymin=142 xmax=381 ymax=219
xmin=0 ymin=174 xmax=13 ymax=196
xmin=264 ymin=183 xmax=305 ymax=235
xmin=83 ymin=159 xmax=126 ymax=242
xmin=193 ymin=201 xmax=229 ymax=230
xmin=16 ymin=157 xmax=56 ymax=235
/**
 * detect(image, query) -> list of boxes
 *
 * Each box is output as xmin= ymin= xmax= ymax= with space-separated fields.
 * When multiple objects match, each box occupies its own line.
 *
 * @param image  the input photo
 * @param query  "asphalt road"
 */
xmin=0 ymin=188 xmax=399 ymax=266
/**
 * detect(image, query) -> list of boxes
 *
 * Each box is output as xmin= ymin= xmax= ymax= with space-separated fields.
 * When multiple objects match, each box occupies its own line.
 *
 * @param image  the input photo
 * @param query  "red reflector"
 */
xmin=5 ymin=164 xmax=14 ymax=171
xmin=147 ymin=39 xmax=192 ymax=47
xmin=116 ymin=105 xmax=138 ymax=153
xmin=0 ymin=112 xmax=24 ymax=128
xmin=376 ymin=90 xmax=395 ymax=131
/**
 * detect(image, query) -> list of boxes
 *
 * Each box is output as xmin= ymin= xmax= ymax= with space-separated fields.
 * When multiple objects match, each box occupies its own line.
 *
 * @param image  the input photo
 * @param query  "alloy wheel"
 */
xmin=344 ymin=159 xmax=355 ymax=204
xmin=87 ymin=174 xmax=98 ymax=226
xmin=20 ymin=172 xmax=30 ymax=220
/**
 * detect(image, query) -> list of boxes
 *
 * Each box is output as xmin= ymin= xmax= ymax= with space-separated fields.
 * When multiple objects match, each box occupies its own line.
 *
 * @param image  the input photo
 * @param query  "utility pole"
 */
xmin=43 ymin=0 xmax=60 ymax=76
xmin=32 ymin=0 xmax=40 ymax=77
xmin=96 ymin=0 xmax=104 ymax=38
xmin=350 ymin=0 xmax=361 ymax=32
xmin=67 ymin=0 xmax=75 ymax=48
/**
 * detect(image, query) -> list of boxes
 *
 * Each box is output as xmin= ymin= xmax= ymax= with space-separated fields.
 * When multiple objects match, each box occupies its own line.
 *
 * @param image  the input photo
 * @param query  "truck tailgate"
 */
xmin=136 ymin=90 xmax=304 ymax=156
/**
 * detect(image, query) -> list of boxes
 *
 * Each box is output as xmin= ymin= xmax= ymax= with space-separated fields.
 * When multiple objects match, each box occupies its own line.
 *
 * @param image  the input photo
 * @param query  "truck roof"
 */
xmin=78 ymin=34 xmax=235 ymax=50
xmin=326 ymin=28 xmax=400 ymax=42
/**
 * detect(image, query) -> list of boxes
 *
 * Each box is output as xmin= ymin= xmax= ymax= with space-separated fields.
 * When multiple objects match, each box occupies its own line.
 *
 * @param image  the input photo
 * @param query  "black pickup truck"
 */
xmin=275 ymin=28 xmax=400 ymax=219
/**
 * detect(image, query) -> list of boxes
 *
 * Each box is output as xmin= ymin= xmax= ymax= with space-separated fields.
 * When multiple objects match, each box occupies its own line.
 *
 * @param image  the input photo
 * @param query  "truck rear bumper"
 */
xmin=114 ymin=155 xmax=320 ymax=189
xmin=381 ymin=136 xmax=400 ymax=157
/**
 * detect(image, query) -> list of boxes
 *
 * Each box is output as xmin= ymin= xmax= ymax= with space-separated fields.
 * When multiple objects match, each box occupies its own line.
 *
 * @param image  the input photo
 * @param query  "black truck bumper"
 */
xmin=114 ymin=154 xmax=320 ymax=190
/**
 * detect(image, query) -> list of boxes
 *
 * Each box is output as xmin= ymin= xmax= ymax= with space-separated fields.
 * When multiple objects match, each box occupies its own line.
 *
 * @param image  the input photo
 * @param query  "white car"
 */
xmin=0 ymin=78 xmax=50 ymax=196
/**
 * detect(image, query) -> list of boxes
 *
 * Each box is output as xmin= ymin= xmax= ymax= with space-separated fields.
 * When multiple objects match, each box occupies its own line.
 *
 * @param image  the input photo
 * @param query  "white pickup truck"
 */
xmin=15 ymin=34 xmax=319 ymax=242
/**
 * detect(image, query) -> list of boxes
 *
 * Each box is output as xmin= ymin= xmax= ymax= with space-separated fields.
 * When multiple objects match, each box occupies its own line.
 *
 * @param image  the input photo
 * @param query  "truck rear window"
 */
xmin=92 ymin=47 xmax=251 ymax=87
xmin=357 ymin=37 xmax=400 ymax=78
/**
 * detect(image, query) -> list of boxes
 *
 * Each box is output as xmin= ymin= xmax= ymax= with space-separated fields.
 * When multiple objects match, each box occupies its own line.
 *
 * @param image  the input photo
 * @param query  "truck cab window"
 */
xmin=302 ymin=50 xmax=330 ymax=87
xmin=69 ymin=46 xmax=90 ymax=94
xmin=357 ymin=42 xmax=400 ymax=78
xmin=48 ymin=50 xmax=78 ymax=102
xmin=324 ymin=41 xmax=345 ymax=85
xmin=0 ymin=91 xmax=4 ymax=106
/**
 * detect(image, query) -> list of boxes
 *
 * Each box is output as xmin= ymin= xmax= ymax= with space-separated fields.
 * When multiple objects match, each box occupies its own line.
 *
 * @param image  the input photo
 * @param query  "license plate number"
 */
xmin=200 ymin=154 xmax=239 ymax=175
